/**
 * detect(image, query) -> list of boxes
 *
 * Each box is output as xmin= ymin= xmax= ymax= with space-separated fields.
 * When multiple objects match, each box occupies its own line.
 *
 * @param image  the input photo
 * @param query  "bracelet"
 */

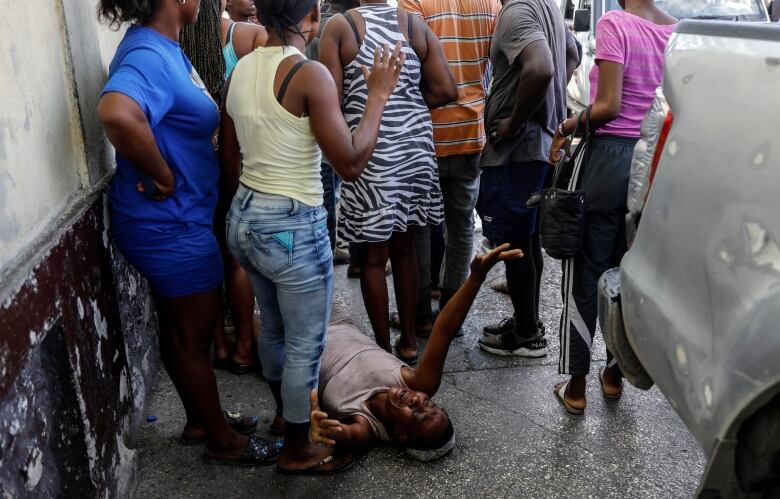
xmin=558 ymin=120 xmax=572 ymax=138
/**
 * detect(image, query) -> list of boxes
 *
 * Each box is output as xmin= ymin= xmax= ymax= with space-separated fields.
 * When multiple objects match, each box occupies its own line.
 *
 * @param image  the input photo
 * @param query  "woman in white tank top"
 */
xmin=219 ymin=0 xmax=404 ymax=474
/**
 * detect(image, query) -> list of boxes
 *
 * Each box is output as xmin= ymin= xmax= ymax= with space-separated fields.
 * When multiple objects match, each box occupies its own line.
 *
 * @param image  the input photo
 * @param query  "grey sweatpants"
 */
xmin=559 ymin=135 xmax=638 ymax=376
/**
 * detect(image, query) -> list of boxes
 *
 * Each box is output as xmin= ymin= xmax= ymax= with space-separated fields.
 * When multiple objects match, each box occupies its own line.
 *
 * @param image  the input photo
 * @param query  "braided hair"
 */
xmin=98 ymin=0 xmax=160 ymax=29
xmin=255 ymin=0 xmax=316 ymax=46
xmin=180 ymin=0 xmax=225 ymax=102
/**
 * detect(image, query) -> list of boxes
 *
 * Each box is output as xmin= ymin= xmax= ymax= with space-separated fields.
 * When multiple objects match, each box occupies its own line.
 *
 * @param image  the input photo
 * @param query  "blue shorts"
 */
xmin=112 ymin=220 xmax=223 ymax=299
xmin=479 ymin=161 xmax=549 ymax=243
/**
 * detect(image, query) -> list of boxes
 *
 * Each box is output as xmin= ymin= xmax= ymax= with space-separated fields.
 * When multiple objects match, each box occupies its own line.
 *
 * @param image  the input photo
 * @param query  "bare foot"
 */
xmin=203 ymin=433 xmax=249 ymax=460
xmin=554 ymin=376 xmax=587 ymax=413
xmin=600 ymin=367 xmax=623 ymax=399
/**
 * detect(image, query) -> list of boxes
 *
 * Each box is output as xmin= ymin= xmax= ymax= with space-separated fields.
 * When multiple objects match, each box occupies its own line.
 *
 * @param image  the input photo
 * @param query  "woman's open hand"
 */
xmin=362 ymin=42 xmax=405 ymax=101
xmin=470 ymin=243 xmax=524 ymax=283
xmin=309 ymin=389 xmax=345 ymax=447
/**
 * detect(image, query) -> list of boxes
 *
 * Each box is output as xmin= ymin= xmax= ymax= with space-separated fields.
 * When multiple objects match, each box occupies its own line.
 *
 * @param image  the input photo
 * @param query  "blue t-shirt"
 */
xmin=103 ymin=26 xmax=220 ymax=228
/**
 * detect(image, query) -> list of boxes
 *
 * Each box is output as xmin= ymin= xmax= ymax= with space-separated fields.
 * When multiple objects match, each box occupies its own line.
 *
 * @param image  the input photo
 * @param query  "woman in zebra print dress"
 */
xmin=320 ymin=3 xmax=456 ymax=361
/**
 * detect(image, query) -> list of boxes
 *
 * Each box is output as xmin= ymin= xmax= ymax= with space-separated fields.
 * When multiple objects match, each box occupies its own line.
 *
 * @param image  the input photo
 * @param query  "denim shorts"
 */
xmin=226 ymin=184 xmax=333 ymax=424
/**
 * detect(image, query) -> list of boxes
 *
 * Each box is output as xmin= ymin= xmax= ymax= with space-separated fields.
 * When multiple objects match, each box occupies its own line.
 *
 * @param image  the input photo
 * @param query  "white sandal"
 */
xmin=554 ymin=380 xmax=586 ymax=415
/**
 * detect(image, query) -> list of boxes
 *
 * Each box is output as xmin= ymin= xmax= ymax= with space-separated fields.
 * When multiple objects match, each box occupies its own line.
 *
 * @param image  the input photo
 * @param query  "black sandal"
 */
xmin=203 ymin=435 xmax=280 ymax=467
xmin=277 ymin=454 xmax=355 ymax=476
xmin=228 ymin=361 xmax=261 ymax=375
xmin=393 ymin=338 xmax=418 ymax=366
xmin=179 ymin=411 xmax=259 ymax=446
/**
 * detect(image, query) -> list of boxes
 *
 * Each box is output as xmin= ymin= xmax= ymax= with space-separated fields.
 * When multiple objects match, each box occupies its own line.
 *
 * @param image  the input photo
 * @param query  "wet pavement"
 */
xmin=135 ymin=243 xmax=706 ymax=498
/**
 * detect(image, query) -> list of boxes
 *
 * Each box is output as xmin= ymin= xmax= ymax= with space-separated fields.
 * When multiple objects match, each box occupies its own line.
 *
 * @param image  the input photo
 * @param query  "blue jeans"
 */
xmin=226 ymin=185 xmax=333 ymax=424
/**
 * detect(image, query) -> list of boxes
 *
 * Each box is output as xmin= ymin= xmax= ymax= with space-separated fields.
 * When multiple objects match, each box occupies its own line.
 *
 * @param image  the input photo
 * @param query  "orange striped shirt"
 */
xmin=400 ymin=0 xmax=501 ymax=157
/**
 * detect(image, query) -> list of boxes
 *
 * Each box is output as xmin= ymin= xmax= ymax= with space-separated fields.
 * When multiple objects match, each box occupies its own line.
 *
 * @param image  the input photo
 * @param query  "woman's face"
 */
xmin=180 ymin=0 xmax=203 ymax=25
xmin=227 ymin=0 xmax=257 ymax=17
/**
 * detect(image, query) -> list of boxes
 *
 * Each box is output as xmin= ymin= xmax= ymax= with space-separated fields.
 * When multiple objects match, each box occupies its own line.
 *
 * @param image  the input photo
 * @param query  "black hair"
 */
xmin=180 ymin=0 xmax=225 ymax=103
xmin=409 ymin=414 xmax=455 ymax=451
xmin=98 ymin=0 xmax=160 ymax=29
xmin=254 ymin=0 xmax=315 ymax=46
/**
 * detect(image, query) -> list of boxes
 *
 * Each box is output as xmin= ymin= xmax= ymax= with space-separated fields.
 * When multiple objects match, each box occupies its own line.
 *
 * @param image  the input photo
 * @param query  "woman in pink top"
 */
xmin=548 ymin=0 xmax=676 ymax=415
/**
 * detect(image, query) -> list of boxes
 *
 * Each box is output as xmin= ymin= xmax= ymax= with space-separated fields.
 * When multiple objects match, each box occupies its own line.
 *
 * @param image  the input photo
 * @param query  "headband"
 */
xmin=406 ymin=432 xmax=456 ymax=462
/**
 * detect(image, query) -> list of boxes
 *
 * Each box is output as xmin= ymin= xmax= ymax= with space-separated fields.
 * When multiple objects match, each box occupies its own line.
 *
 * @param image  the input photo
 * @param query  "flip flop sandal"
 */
xmin=213 ymin=355 xmax=232 ymax=371
xmin=179 ymin=411 xmax=259 ymax=446
xmin=228 ymin=361 xmax=261 ymax=375
xmin=203 ymin=435 xmax=280 ymax=467
xmin=277 ymin=454 xmax=355 ymax=476
xmin=599 ymin=368 xmax=623 ymax=400
xmin=389 ymin=312 xmax=438 ymax=338
xmin=554 ymin=381 xmax=586 ymax=415
xmin=393 ymin=338 xmax=418 ymax=366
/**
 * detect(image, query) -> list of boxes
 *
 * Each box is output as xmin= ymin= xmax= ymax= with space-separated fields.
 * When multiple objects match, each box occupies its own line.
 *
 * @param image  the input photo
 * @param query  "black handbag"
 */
xmin=527 ymin=106 xmax=592 ymax=260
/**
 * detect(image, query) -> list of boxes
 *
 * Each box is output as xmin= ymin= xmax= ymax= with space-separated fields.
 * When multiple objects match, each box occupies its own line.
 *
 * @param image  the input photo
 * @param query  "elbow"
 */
xmin=332 ymin=161 xmax=361 ymax=182
xmin=532 ymin=67 xmax=555 ymax=88
xmin=598 ymin=102 xmax=621 ymax=122
xmin=604 ymin=109 xmax=621 ymax=122
xmin=340 ymin=171 xmax=361 ymax=183
xmin=442 ymin=81 xmax=458 ymax=105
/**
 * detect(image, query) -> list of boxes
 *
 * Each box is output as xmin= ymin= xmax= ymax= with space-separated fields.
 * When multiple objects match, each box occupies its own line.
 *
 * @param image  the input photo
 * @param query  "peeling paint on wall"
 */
xmin=0 ymin=195 xmax=158 ymax=497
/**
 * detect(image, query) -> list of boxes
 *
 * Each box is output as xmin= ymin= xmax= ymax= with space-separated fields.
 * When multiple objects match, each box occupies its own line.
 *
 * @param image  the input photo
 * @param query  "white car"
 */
xmin=559 ymin=0 xmax=770 ymax=113
xmin=599 ymin=20 xmax=780 ymax=496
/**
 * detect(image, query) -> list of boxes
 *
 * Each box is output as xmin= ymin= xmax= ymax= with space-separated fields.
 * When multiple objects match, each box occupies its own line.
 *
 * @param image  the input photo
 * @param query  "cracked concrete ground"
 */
xmin=135 ymin=247 xmax=706 ymax=498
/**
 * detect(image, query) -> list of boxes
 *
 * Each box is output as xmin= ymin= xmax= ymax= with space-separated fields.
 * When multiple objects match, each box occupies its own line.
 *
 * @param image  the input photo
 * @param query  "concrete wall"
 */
xmin=0 ymin=2 xmax=156 ymax=497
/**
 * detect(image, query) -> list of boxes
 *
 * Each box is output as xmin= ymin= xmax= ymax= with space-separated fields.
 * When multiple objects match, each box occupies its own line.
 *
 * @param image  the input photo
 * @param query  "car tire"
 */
xmin=735 ymin=393 xmax=780 ymax=494
xmin=598 ymin=268 xmax=654 ymax=390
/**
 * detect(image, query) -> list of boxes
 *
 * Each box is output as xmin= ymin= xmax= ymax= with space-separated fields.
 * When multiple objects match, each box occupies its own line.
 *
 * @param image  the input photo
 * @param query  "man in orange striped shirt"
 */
xmin=401 ymin=0 xmax=501 ymax=313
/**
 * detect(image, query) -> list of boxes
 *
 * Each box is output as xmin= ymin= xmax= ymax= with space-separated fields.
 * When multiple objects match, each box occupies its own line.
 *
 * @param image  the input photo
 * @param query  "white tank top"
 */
xmin=226 ymin=46 xmax=323 ymax=207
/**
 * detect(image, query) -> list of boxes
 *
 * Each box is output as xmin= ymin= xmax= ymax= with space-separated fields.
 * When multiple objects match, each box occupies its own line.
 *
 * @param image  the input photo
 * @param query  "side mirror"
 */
xmin=574 ymin=9 xmax=591 ymax=32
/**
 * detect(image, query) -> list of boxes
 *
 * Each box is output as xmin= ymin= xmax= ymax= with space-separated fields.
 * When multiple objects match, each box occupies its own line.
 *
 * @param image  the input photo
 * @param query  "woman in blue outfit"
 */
xmin=97 ymin=0 xmax=277 ymax=466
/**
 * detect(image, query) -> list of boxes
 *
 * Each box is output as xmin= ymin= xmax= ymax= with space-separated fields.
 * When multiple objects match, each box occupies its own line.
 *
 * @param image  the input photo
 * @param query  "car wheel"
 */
xmin=736 ymin=393 xmax=780 ymax=494
xmin=598 ymin=268 xmax=653 ymax=390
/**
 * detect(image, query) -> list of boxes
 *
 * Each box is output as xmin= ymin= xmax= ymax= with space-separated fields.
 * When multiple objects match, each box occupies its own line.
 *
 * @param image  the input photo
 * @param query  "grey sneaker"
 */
xmin=482 ymin=316 xmax=515 ymax=339
xmin=482 ymin=318 xmax=545 ymax=341
xmin=478 ymin=332 xmax=548 ymax=358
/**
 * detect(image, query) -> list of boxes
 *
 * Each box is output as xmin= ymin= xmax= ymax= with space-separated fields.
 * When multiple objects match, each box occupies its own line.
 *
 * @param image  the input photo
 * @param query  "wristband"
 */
xmin=558 ymin=120 xmax=572 ymax=138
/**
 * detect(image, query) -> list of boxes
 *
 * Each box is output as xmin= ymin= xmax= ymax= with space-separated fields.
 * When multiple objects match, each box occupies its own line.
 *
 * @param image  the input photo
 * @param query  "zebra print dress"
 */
xmin=337 ymin=5 xmax=444 ymax=244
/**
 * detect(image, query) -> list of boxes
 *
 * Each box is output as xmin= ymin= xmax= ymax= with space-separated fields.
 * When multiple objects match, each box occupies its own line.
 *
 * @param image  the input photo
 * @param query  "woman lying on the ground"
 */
xmin=301 ymin=244 xmax=522 ymax=469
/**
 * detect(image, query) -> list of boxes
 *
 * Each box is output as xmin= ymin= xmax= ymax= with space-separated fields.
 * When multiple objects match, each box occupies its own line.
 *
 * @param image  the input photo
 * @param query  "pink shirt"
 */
xmin=589 ymin=11 xmax=676 ymax=137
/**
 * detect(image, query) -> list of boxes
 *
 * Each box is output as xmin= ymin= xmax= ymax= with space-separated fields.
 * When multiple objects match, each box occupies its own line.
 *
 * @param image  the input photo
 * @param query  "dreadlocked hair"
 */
xmin=98 ymin=0 xmax=159 ymax=29
xmin=180 ymin=0 xmax=225 ymax=103
xmin=254 ymin=0 xmax=311 ymax=47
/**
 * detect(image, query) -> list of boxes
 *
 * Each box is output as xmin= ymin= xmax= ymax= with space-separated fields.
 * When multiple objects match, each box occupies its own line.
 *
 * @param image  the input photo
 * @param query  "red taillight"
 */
xmin=648 ymin=111 xmax=674 ymax=187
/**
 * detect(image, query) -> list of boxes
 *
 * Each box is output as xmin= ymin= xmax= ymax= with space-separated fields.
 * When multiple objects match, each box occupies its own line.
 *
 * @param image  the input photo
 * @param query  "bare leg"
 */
xmin=359 ymin=241 xmax=392 ymax=352
xmin=212 ymin=301 xmax=232 ymax=363
xmin=389 ymin=228 xmax=419 ymax=359
xmin=224 ymin=254 xmax=258 ymax=366
xmin=159 ymin=288 xmax=247 ymax=457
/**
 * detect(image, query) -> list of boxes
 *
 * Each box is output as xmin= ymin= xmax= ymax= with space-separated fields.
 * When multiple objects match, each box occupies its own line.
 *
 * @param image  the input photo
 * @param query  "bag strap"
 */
xmin=551 ymin=105 xmax=592 ymax=189
xmin=344 ymin=13 xmax=362 ymax=45
xmin=276 ymin=59 xmax=310 ymax=105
